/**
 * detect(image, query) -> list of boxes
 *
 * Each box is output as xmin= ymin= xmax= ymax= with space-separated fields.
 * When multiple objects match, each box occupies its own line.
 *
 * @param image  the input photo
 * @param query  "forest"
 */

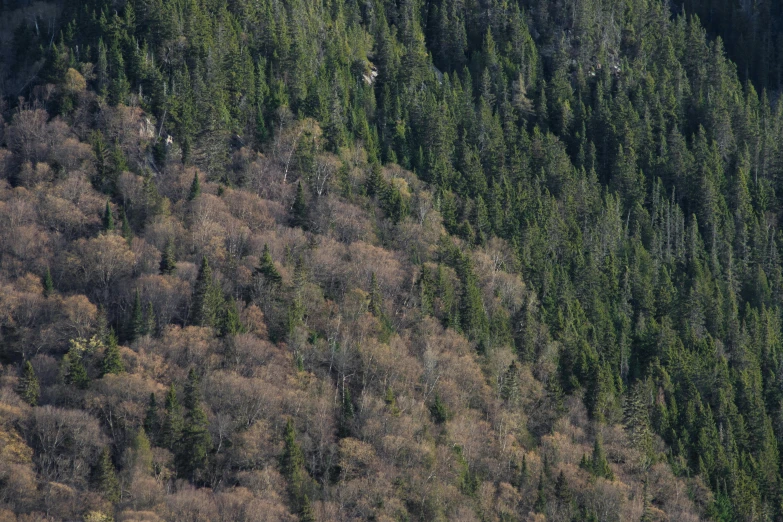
xmin=1 ymin=0 xmax=783 ymax=520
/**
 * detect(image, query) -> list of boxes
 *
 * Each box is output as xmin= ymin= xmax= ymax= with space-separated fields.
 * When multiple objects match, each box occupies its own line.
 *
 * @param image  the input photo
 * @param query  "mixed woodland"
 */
xmin=1 ymin=0 xmax=783 ymax=520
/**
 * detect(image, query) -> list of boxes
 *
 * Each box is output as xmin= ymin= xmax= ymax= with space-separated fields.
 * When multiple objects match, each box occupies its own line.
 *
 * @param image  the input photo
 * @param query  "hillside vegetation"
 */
xmin=1 ymin=0 xmax=782 ymax=520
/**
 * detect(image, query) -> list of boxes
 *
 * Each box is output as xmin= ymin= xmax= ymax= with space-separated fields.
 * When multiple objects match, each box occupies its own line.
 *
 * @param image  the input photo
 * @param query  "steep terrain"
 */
xmin=0 ymin=0 xmax=783 ymax=520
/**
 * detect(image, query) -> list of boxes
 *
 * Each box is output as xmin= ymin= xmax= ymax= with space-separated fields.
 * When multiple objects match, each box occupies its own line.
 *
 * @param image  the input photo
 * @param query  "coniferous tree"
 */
xmin=256 ymin=244 xmax=282 ymax=285
xmin=65 ymin=352 xmax=90 ymax=390
xmin=291 ymin=180 xmax=308 ymax=228
xmin=176 ymin=369 xmax=211 ymax=482
xmin=159 ymin=238 xmax=177 ymax=274
xmin=94 ymin=447 xmax=120 ymax=502
xmin=190 ymin=256 xmax=224 ymax=328
xmin=188 ymin=172 xmax=201 ymax=201
xmin=102 ymin=201 xmax=115 ymax=231
xmin=160 ymin=384 xmax=183 ymax=450
xmin=144 ymin=392 xmax=159 ymax=442
xmin=430 ymin=393 xmax=450 ymax=424
xmin=17 ymin=361 xmax=39 ymax=406
xmin=42 ymin=267 xmax=54 ymax=298
xmin=281 ymin=418 xmax=309 ymax=510
xmin=100 ymin=330 xmax=124 ymax=376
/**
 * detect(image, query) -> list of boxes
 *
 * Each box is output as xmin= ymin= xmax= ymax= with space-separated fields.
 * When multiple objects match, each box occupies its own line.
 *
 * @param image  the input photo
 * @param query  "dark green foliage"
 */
xmin=102 ymin=201 xmax=114 ymax=231
xmin=100 ymin=330 xmax=124 ymax=376
xmin=188 ymin=172 xmax=201 ymax=201
xmin=581 ymin=436 xmax=613 ymax=480
xmin=159 ymin=238 xmax=177 ymax=275
xmin=281 ymin=418 xmax=310 ymax=511
xmin=176 ymin=373 xmax=211 ymax=482
xmin=430 ymin=393 xmax=450 ymax=424
xmin=160 ymin=384 xmax=183 ymax=450
xmin=144 ymin=392 xmax=159 ymax=442
xmin=11 ymin=0 xmax=783 ymax=513
xmin=42 ymin=267 xmax=54 ymax=298
xmin=190 ymin=256 xmax=224 ymax=329
xmin=94 ymin=447 xmax=120 ymax=502
xmin=256 ymin=244 xmax=282 ymax=285
xmin=291 ymin=181 xmax=308 ymax=228
xmin=17 ymin=361 xmax=39 ymax=406
xmin=65 ymin=352 xmax=90 ymax=390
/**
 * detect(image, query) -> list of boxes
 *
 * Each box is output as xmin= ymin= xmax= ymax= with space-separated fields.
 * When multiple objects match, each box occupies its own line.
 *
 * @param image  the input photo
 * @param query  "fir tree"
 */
xmin=534 ymin=471 xmax=547 ymax=513
xmin=159 ymin=238 xmax=177 ymax=274
xmin=17 ymin=361 xmax=39 ymax=406
xmin=430 ymin=393 xmax=450 ymax=424
xmin=291 ymin=180 xmax=308 ymax=228
xmin=190 ymin=256 xmax=224 ymax=328
xmin=281 ymin=418 xmax=309 ymax=510
xmin=100 ymin=329 xmax=125 ymax=376
xmin=256 ymin=243 xmax=282 ymax=285
xmin=102 ymin=201 xmax=115 ymax=231
xmin=42 ymin=267 xmax=54 ymax=298
xmin=144 ymin=392 xmax=159 ymax=443
xmin=66 ymin=352 xmax=90 ymax=390
xmin=188 ymin=172 xmax=201 ymax=201
xmin=94 ymin=447 xmax=120 ymax=502
xmin=160 ymin=384 xmax=183 ymax=450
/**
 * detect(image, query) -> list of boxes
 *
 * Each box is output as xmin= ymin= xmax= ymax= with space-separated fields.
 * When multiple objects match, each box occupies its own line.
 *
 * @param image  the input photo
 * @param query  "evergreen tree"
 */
xmin=100 ymin=330 xmax=125 ymax=376
xmin=102 ymin=201 xmax=115 ymax=231
xmin=190 ymin=256 xmax=224 ymax=328
xmin=159 ymin=238 xmax=177 ymax=274
xmin=430 ymin=393 xmax=450 ymax=424
xmin=188 ymin=172 xmax=201 ymax=201
xmin=144 ymin=392 xmax=159 ymax=443
xmin=369 ymin=272 xmax=383 ymax=317
xmin=160 ymin=384 xmax=183 ymax=450
xmin=255 ymin=244 xmax=282 ymax=285
xmin=17 ymin=361 xmax=39 ymax=406
xmin=65 ymin=352 xmax=90 ymax=390
xmin=42 ymin=267 xmax=54 ymax=298
xmin=281 ymin=418 xmax=309 ymax=510
xmin=291 ymin=181 xmax=308 ymax=228
xmin=94 ymin=447 xmax=120 ymax=502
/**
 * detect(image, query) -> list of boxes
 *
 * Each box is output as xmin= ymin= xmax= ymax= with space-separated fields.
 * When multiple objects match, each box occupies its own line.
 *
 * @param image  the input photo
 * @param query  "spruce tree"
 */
xmin=534 ymin=471 xmax=547 ymax=513
xmin=144 ymin=392 xmax=159 ymax=442
xmin=590 ymin=435 xmax=614 ymax=480
xmin=160 ymin=384 xmax=183 ymax=450
xmin=159 ymin=238 xmax=177 ymax=274
xmin=42 ymin=267 xmax=54 ymax=298
xmin=94 ymin=447 xmax=120 ymax=502
xmin=281 ymin=418 xmax=308 ymax=510
xmin=291 ymin=181 xmax=308 ymax=228
xmin=256 ymin=243 xmax=282 ymax=285
xmin=17 ymin=361 xmax=39 ymax=406
xmin=176 ymin=394 xmax=211 ymax=482
xmin=430 ymin=393 xmax=450 ymax=424
xmin=188 ymin=172 xmax=201 ymax=201
xmin=66 ymin=353 xmax=90 ymax=390
xmin=100 ymin=330 xmax=125 ymax=376
xmin=190 ymin=256 xmax=224 ymax=328
xmin=102 ymin=201 xmax=115 ymax=231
